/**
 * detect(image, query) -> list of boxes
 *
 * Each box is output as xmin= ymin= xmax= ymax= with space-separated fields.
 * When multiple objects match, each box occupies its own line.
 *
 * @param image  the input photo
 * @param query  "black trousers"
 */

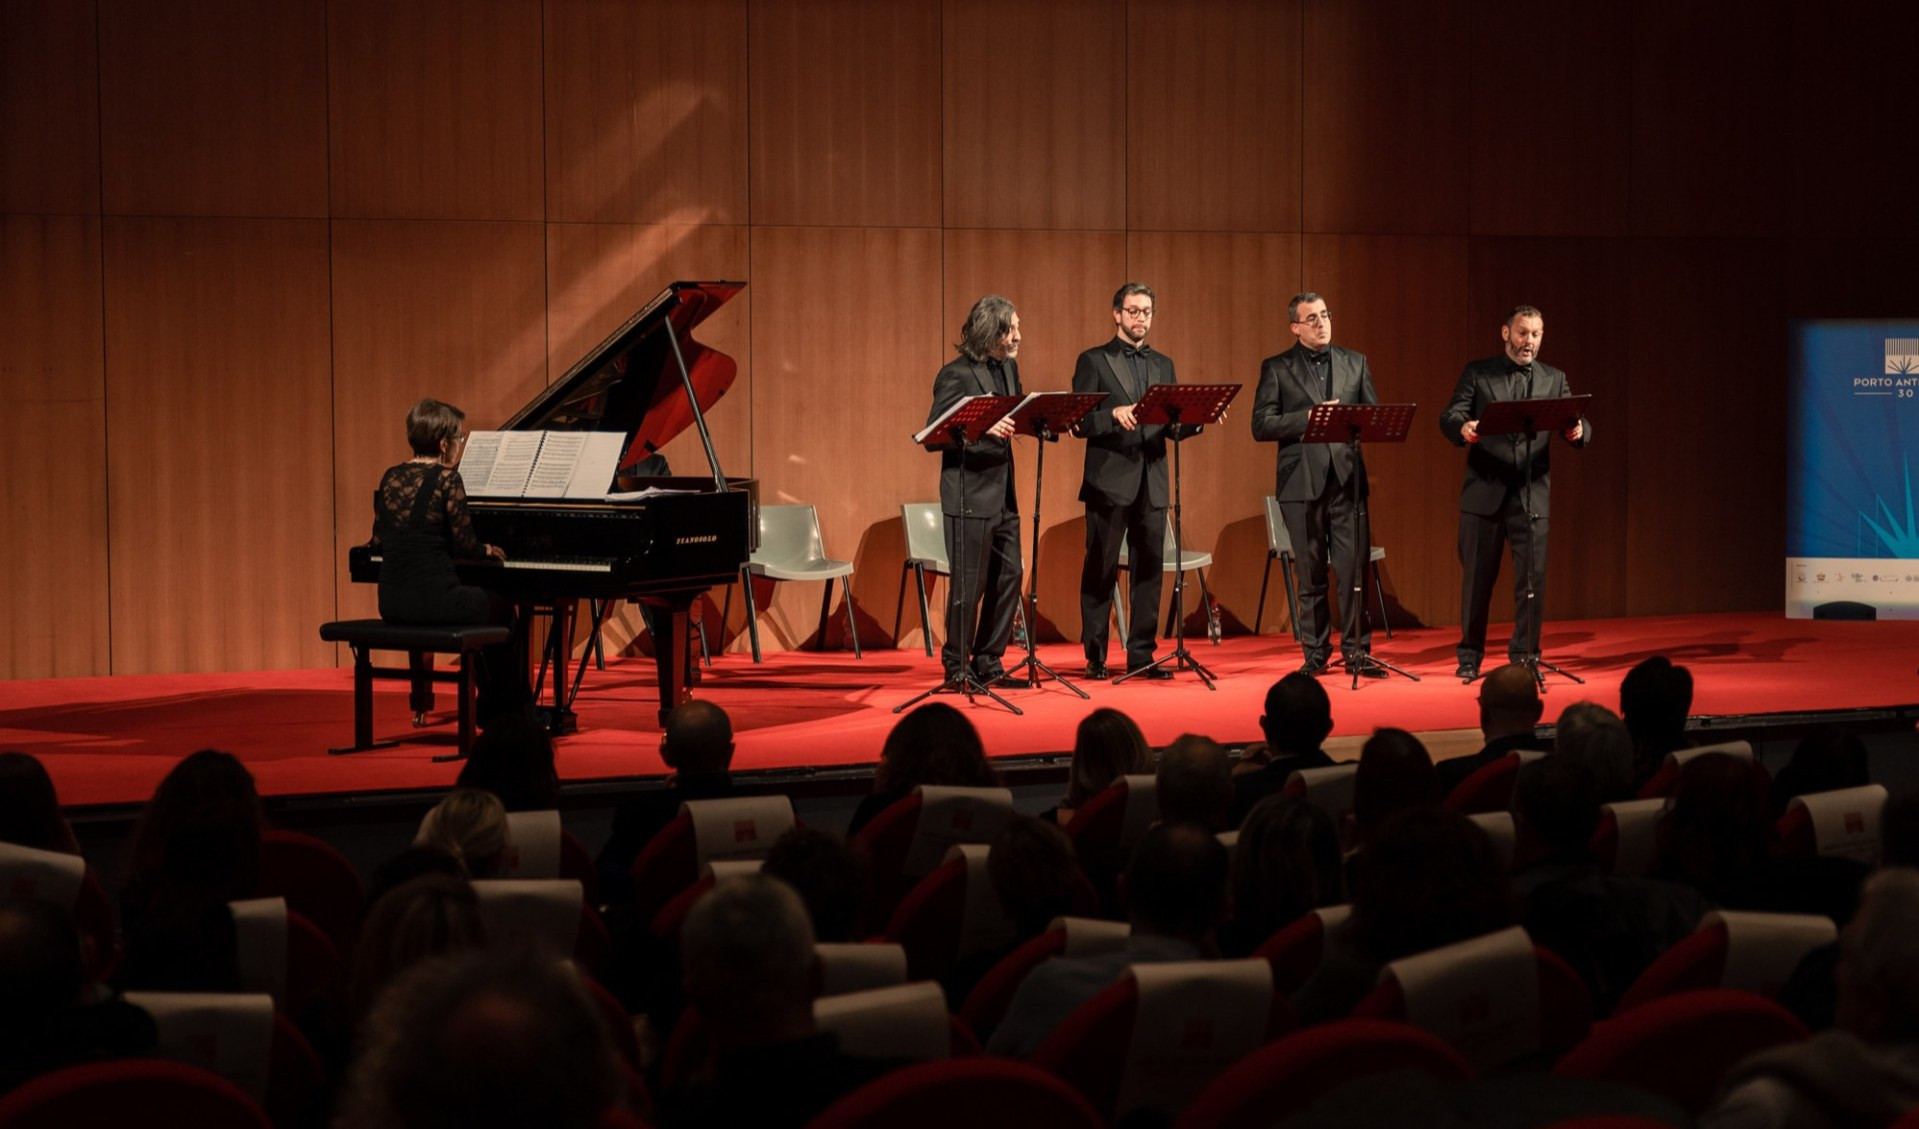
xmin=1457 ymin=493 xmax=1549 ymax=664
xmin=943 ymin=510 xmax=1023 ymax=678
xmin=1279 ymin=469 xmax=1371 ymax=665
xmin=1079 ymin=480 xmax=1165 ymax=671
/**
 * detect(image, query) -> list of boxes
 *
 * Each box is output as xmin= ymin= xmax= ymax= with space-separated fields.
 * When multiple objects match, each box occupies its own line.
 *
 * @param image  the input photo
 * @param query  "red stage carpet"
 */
xmin=4 ymin=611 xmax=1915 ymax=808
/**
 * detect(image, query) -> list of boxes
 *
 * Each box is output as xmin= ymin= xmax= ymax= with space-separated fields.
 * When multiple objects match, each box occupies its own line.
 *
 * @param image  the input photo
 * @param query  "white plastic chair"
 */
xmin=1115 ymin=520 xmax=1220 ymax=644
xmin=721 ymin=503 xmax=862 ymax=662
xmin=1255 ymin=495 xmax=1391 ymax=639
xmin=891 ymin=501 xmax=1027 ymax=656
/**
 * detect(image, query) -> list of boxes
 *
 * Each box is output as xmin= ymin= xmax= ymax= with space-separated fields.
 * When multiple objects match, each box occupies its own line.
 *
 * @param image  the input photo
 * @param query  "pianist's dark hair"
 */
xmin=955 ymin=294 xmax=1018 ymax=363
xmin=407 ymin=398 xmax=466 ymax=457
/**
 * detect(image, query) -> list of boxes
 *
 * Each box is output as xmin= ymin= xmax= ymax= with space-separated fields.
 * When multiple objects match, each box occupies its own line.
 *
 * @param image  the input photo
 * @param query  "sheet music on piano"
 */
xmin=460 ymin=430 xmax=625 ymax=499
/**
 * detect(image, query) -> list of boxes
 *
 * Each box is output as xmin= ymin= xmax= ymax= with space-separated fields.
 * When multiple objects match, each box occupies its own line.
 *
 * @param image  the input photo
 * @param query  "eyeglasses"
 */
xmin=1293 ymin=312 xmax=1332 ymax=327
xmin=1121 ymin=306 xmax=1154 ymax=318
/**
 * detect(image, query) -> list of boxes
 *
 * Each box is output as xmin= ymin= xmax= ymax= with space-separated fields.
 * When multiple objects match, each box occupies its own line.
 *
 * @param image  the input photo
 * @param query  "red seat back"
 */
xmin=560 ymin=828 xmax=601 ymax=908
xmin=809 ymin=1058 xmax=1103 ymax=1129
xmin=1352 ymin=944 xmax=1592 ymax=1063
xmin=0 ymin=1060 xmax=271 ymax=1129
xmin=257 ymin=829 xmax=364 ymax=952
xmin=1443 ymin=755 xmax=1522 ymax=815
xmin=283 ymin=908 xmax=344 ymax=1019
xmin=1614 ymin=921 xmax=1729 ymax=1013
xmin=629 ymin=810 xmax=699 ymax=925
xmin=1253 ymin=911 xmax=1332 ymax=997
xmin=1181 ymin=1019 xmax=1474 ymax=1129
xmin=851 ymin=793 xmax=927 ymax=928
xmin=958 ymin=930 xmax=1068 ymax=1040
xmin=1553 ymin=988 xmax=1808 ymax=1115
xmin=885 ymin=857 xmax=970 ymax=981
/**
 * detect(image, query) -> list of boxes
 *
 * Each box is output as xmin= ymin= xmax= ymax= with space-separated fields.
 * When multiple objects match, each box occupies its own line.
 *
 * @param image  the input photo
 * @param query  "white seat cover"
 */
xmin=946 ymin=842 xmax=1016 ymax=957
xmin=0 ymin=841 xmax=84 ymax=907
xmin=683 ymin=796 xmax=795 ymax=867
xmin=1119 ymin=774 xmax=1161 ymax=841
xmin=817 ymin=943 xmax=909 ymax=997
xmin=472 ymin=878 xmax=583 ymax=958
xmin=1669 ymin=740 xmax=1753 ymax=766
xmin=1791 ymin=784 xmax=1887 ymax=864
xmin=904 ymin=786 xmax=1012 ymax=877
xmin=814 ymin=981 xmax=950 ymax=1061
xmin=1468 ymin=811 xmax=1516 ymax=870
xmin=1287 ymin=764 xmax=1359 ymax=820
xmin=124 ymin=991 xmax=275 ymax=1101
xmin=227 ymin=897 xmax=289 ymax=1006
xmin=1708 ymin=910 xmax=1838 ymax=996
xmin=1119 ymin=959 xmax=1273 ymax=1117
xmin=1603 ymin=798 xmax=1666 ymax=876
xmin=1052 ymin=915 xmax=1131 ymax=958
xmin=1387 ymin=925 xmax=1539 ymax=1070
xmin=703 ymin=858 xmax=764 ymax=881
xmin=502 ymin=809 xmax=563 ymax=878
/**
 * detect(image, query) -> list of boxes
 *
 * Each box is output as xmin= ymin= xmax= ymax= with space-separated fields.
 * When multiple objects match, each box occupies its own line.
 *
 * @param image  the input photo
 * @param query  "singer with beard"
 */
xmin=1439 ymin=305 xmax=1590 ymax=682
xmin=1072 ymin=283 xmax=1181 ymax=681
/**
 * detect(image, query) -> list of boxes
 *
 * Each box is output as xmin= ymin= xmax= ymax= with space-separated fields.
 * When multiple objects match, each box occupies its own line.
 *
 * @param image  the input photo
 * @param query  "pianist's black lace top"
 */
xmin=369 ymin=462 xmax=494 ymax=624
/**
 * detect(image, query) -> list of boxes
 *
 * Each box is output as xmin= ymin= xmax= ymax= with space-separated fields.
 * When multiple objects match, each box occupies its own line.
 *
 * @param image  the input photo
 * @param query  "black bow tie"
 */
xmin=1123 ymin=346 xmax=1150 ymax=359
xmin=1509 ymin=363 xmax=1533 ymax=377
xmin=1306 ymin=350 xmax=1330 ymax=364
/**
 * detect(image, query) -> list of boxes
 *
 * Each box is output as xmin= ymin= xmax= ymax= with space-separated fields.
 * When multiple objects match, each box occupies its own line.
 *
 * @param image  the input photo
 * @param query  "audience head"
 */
xmin=1774 ymin=725 xmax=1870 ymax=814
xmin=987 ymin=815 xmax=1081 ymax=938
xmin=0 ymin=751 xmax=76 ymax=854
xmin=1511 ymin=755 xmax=1601 ymax=862
xmin=1838 ymin=867 xmax=1919 ymax=1042
xmin=1654 ymin=752 xmax=1773 ymax=898
xmin=0 ymin=897 xmax=84 ymax=1048
xmin=761 ymin=827 xmax=866 ymax=944
xmin=1156 ymin=734 xmax=1233 ymax=831
xmin=1260 ymin=673 xmax=1335 ymax=756
xmin=126 ymin=749 xmax=264 ymax=901
xmin=1352 ymin=728 xmax=1439 ymax=845
xmin=1477 ymin=664 xmax=1544 ymax=741
xmin=1621 ymin=656 xmax=1693 ymax=776
xmin=1349 ymin=808 xmax=1511 ymax=962
xmin=1120 ymin=821 xmax=1230 ymax=944
xmin=681 ymin=875 xmax=819 ymax=1050
xmin=660 ymin=700 xmax=735 ymax=779
xmin=365 ymin=846 xmax=472 ymax=911
xmin=349 ymin=873 xmax=487 ymax=1020
xmin=1232 ymin=794 xmax=1343 ymax=941
xmin=1882 ymin=789 xmax=1919 ymax=869
xmin=1065 ymin=708 xmax=1151 ymax=809
xmin=456 ymin=715 xmax=559 ymax=812
xmin=875 ymin=703 xmax=997 ymax=794
xmin=338 ymin=949 xmax=620 ymax=1129
xmin=414 ymin=789 xmax=512 ymax=879
xmin=1552 ymin=701 xmax=1636 ymax=803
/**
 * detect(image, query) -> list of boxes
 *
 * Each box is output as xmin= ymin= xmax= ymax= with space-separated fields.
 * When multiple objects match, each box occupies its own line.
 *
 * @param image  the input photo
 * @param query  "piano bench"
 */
xmin=319 ymin=619 xmax=512 ymax=763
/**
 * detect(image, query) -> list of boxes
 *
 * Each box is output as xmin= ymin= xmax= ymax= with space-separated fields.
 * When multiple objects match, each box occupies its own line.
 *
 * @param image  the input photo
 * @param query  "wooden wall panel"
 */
xmin=1466 ymin=1 xmax=1628 ymax=237
xmin=944 ymin=0 xmax=1125 ymax=231
xmin=942 ymin=229 xmax=1127 ymax=644
xmin=545 ymin=223 xmax=753 ymax=478
xmin=329 ymin=0 xmax=545 ymax=221
xmin=97 ymin=0 xmax=327 ymax=218
xmin=1126 ymin=0 xmax=1301 ymax=233
xmin=1629 ymin=0 xmax=1786 ymax=238
xmin=103 ymin=218 xmax=335 ymax=674
xmin=543 ymin=0 xmax=748 ymax=225
xmin=749 ymin=0 xmax=941 ymax=229
xmin=1467 ymin=238 xmax=1632 ymax=621
xmin=1302 ymin=0 xmax=1469 ymax=235
xmin=329 ymin=220 xmax=549 ymax=622
xmin=1783 ymin=240 xmax=1919 ymax=321
xmin=746 ymin=226 xmax=943 ymax=650
xmin=1124 ymin=232 xmax=1302 ymax=634
xmin=0 ymin=0 xmax=99 ymax=214
xmin=1786 ymin=1 xmax=1919 ymax=238
xmin=1625 ymin=239 xmax=1785 ymax=615
xmin=0 ymin=216 xmax=107 ymax=677
xmin=1300 ymin=235 xmax=1473 ymax=629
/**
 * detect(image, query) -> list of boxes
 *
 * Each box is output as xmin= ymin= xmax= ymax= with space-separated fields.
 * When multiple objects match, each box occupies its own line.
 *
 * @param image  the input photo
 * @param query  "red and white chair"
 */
xmin=628 ymin=795 xmax=795 ymax=922
xmin=121 ymin=991 xmax=325 ymax=1126
xmin=472 ymin=878 xmax=611 ymax=978
xmin=1553 ymin=988 xmax=1809 ymax=1115
xmin=852 ymin=786 xmax=1013 ymax=926
xmin=1283 ymin=764 xmax=1359 ymax=826
xmin=1634 ymin=741 xmax=1756 ymax=800
xmin=1589 ymin=798 xmax=1664 ymax=876
xmin=1443 ymin=750 xmax=1547 ymax=815
xmin=0 ymin=841 xmax=118 ymax=981
xmin=816 ymin=981 xmax=979 ymax=1061
xmin=809 ymin=1057 xmax=1103 ymax=1129
xmin=1776 ymin=784 xmax=1887 ymax=864
xmin=1253 ymin=904 xmax=1351 ymax=997
xmin=1614 ymin=909 xmax=1837 ymax=1013
xmin=958 ymin=916 xmax=1129 ymax=1040
xmin=1180 ymin=1018 xmax=1474 ymax=1129
xmin=227 ymin=897 xmax=342 ymax=1019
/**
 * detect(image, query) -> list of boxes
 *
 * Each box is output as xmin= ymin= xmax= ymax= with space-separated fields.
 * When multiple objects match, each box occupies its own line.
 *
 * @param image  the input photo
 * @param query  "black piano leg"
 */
xmin=649 ymin=598 xmax=696 ymax=726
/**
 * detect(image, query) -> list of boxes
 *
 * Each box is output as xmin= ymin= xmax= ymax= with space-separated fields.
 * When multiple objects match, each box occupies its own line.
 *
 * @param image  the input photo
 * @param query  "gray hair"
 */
xmin=682 ymin=875 xmax=817 ymax=1025
xmin=1848 ymin=867 xmax=1919 ymax=1036
xmin=1287 ymin=292 xmax=1325 ymax=322
xmin=956 ymin=294 xmax=1018 ymax=362
xmin=1553 ymin=701 xmax=1636 ymax=803
xmin=1506 ymin=304 xmax=1543 ymax=325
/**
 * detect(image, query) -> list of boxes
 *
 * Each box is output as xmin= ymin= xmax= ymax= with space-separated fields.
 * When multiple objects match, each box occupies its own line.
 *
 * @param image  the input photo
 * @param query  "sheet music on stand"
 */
xmin=1476 ymin=394 xmax=1591 ymax=437
xmin=1301 ymin=402 xmax=1418 ymax=445
xmin=913 ymin=394 xmax=1026 ymax=448
xmin=1131 ymin=382 xmax=1241 ymax=427
xmin=1001 ymin=391 xmax=1107 ymax=439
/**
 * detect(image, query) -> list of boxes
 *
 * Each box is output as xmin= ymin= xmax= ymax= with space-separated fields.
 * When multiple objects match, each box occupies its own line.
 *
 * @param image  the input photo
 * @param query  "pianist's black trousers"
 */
xmin=382 ymin=580 xmax=532 ymax=724
xmin=943 ymin=510 xmax=1023 ymax=681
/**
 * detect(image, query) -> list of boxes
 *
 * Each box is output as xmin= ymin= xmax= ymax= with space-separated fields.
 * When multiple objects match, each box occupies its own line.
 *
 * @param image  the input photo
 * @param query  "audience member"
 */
xmin=364 ymin=847 xmax=471 ymax=912
xmin=598 ymin=700 xmax=738 ymax=905
xmin=661 ymin=875 xmax=892 ymax=1126
xmin=347 ymin=873 xmax=487 ymax=1023
xmin=1230 ymin=674 xmax=1337 ymax=827
xmin=1552 ymin=701 xmax=1637 ymax=803
xmin=0 ymin=751 xmax=81 ymax=854
xmin=1292 ymin=808 xmax=1511 ymax=1024
xmin=943 ymin=814 xmax=1082 ymax=1010
xmin=414 ymin=789 xmax=512 ymax=879
xmin=1436 ymin=664 xmax=1545 ymax=795
xmin=761 ymin=827 xmax=867 ymax=943
xmin=0 ymin=896 xmax=155 ymax=1095
xmin=1349 ymin=727 xmax=1441 ymax=850
xmin=1047 ymin=707 xmax=1151 ymax=827
xmin=1156 ymin=734 xmax=1234 ymax=832
xmin=335 ymin=949 xmax=623 ymax=1129
xmin=1884 ymin=788 xmax=1919 ymax=868
xmin=455 ymin=713 xmax=559 ymax=812
xmin=1220 ymin=794 xmax=1343 ymax=957
xmin=1621 ymin=655 xmax=1693 ymax=786
xmin=1772 ymin=725 xmax=1871 ymax=818
xmin=846 ymin=703 xmax=998 ymax=837
xmin=988 ymin=822 xmax=1229 ymax=1058
xmin=1703 ymin=868 xmax=1919 ymax=1129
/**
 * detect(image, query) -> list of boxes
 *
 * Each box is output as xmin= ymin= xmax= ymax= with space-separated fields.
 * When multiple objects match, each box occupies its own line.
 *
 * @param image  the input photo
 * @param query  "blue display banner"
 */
xmin=1787 ymin=321 xmax=1919 ymax=619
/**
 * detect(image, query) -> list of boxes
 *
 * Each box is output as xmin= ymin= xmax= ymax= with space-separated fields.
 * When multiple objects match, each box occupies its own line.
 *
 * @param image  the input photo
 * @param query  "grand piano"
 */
xmin=352 ymin=280 xmax=755 ymax=728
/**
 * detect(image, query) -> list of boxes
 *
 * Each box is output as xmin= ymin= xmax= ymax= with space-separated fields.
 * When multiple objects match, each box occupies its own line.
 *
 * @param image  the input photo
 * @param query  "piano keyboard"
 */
xmin=362 ymin=553 xmax=616 ymax=574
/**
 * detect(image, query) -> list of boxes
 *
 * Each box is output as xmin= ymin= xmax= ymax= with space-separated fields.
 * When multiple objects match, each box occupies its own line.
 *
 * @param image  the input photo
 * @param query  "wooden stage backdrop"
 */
xmin=5 ymin=0 xmax=1919 ymax=682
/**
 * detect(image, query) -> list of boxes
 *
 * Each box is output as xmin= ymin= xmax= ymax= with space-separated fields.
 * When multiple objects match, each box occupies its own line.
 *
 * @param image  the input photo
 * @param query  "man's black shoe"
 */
xmin=1298 ymin=660 xmax=1328 ymax=676
xmin=1083 ymin=661 xmax=1110 ymax=681
xmin=1348 ymin=656 xmax=1388 ymax=678
xmin=991 ymin=672 xmax=1035 ymax=689
xmin=1129 ymin=665 xmax=1175 ymax=681
xmin=1456 ymin=662 xmax=1480 ymax=681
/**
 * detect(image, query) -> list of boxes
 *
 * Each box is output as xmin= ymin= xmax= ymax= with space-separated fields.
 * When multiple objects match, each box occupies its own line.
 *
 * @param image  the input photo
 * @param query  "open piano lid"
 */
xmin=504 ymin=280 xmax=743 ymax=475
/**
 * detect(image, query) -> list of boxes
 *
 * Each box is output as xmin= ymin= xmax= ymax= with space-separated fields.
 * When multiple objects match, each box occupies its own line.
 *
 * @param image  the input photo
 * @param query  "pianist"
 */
xmin=368 ymin=398 xmax=532 ymax=725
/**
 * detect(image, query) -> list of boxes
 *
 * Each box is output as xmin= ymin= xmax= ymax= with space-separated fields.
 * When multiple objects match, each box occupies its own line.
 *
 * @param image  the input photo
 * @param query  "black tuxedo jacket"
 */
xmin=1438 ymin=355 xmax=1592 ymax=517
xmin=927 ymin=355 xmax=1023 ymax=518
xmin=1073 ymin=338 xmax=1175 ymax=508
xmin=1251 ymin=343 xmax=1377 ymax=502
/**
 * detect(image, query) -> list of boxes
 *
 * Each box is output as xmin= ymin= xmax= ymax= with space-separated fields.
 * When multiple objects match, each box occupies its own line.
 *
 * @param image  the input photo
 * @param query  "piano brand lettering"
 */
xmin=676 ymin=534 xmax=719 ymax=545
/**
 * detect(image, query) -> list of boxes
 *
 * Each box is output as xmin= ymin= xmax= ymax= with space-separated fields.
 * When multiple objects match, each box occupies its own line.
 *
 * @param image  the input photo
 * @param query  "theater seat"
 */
xmin=0 ymin=1059 xmax=271 ymax=1129
xmin=628 ymin=796 xmax=795 ymax=923
xmin=1253 ymin=904 xmax=1351 ymax=996
xmin=851 ymin=787 xmax=1012 ymax=928
xmin=809 ymin=1058 xmax=1103 ymax=1129
xmin=1180 ymin=1019 xmax=1474 ymax=1129
xmin=1553 ymin=989 xmax=1809 ymax=1115
xmin=957 ymin=917 xmax=1128 ymax=1040
xmin=1614 ymin=911 xmax=1837 ymax=1013
xmin=257 ymin=829 xmax=365 ymax=952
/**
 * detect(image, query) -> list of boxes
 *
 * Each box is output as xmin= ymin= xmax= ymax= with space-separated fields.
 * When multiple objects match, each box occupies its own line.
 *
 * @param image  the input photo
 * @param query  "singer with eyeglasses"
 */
xmin=1439 ymin=305 xmax=1591 ymax=682
xmin=1252 ymin=292 xmax=1381 ymax=678
xmin=1072 ymin=283 xmax=1188 ymax=681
